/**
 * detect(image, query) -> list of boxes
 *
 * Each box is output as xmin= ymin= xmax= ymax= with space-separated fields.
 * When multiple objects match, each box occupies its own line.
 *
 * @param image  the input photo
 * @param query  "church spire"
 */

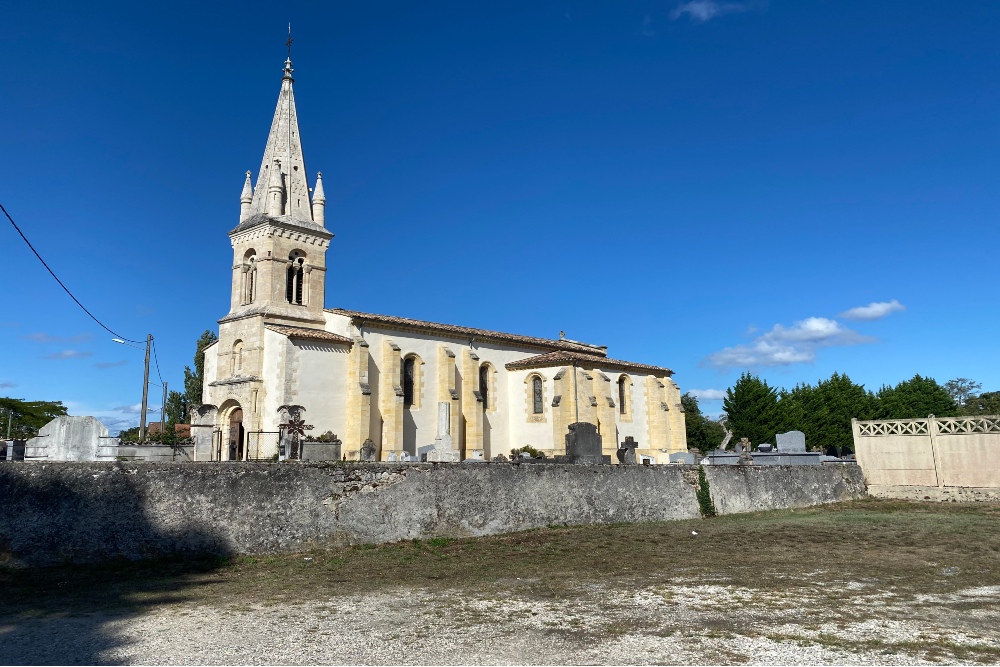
xmin=248 ymin=54 xmax=313 ymax=222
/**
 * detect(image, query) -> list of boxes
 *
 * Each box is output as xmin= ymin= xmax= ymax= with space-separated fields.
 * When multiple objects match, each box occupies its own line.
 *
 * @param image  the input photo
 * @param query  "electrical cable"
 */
xmin=1 ymin=201 xmax=144 ymax=344
xmin=151 ymin=338 xmax=164 ymax=386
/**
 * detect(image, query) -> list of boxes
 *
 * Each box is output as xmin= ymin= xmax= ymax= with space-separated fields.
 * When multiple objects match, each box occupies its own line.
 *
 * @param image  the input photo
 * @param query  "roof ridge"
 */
xmin=326 ymin=308 xmax=608 ymax=356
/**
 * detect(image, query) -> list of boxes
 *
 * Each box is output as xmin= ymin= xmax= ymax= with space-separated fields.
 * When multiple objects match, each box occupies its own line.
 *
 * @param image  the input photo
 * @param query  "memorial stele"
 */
xmin=194 ymin=55 xmax=687 ymax=463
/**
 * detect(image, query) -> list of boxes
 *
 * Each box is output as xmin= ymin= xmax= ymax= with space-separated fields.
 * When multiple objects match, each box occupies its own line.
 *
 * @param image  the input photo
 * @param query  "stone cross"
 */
xmin=617 ymin=436 xmax=638 ymax=465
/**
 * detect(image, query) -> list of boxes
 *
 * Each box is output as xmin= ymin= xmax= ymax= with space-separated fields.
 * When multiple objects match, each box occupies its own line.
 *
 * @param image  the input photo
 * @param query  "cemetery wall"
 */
xmin=0 ymin=461 xmax=864 ymax=566
xmin=852 ymin=416 xmax=1000 ymax=500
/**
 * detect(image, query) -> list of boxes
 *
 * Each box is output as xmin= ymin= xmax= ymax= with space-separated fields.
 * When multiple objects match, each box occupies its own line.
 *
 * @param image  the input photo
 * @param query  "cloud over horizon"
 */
xmin=839 ymin=299 xmax=906 ymax=321
xmin=0 ymin=381 xmax=16 ymax=389
xmin=95 ymin=359 xmax=128 ymax=369
xmin=703 ymin=316 xmax=874 ymax=369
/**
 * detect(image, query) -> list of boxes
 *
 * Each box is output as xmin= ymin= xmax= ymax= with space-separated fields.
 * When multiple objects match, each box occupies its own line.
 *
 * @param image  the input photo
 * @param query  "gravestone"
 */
xmin=776 ymin=430 xmax=806 ymax=453
xmin=420 ymin=402 xmax=461 ymax=462
xmin=386 ymin=451 xmax=398 ymax=462
xmin=563 ymin=422 xmax=610 ymax=464
xmin=616 ymin=436 xmax=638 ymax=465
xmin=669 ymin=451 xmax=696 ymax=464
xmin=359 ymin=438 xmax=377 ymax=462
xmin=757 ymin=444 xmax=773 ymax=452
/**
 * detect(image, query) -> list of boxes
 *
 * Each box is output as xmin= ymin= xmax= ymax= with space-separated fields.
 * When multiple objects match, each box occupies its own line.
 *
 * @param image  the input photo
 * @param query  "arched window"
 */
xmin=532 ymin=376 xmax=544 ymax=414
xmin=402 ymin=356 xmax=415 ymax=408
xmin=231 ymin=340 xmax=244 ymax=375
xmin=286 ymin=251 xmax=305 ymax=305
xmin=243 ymin=250 xmax=257 ymax=305
xmin=479 ymin=365 xmax=490 ymax=411
xmin=618 ymin=376 xmax=628 ymax=415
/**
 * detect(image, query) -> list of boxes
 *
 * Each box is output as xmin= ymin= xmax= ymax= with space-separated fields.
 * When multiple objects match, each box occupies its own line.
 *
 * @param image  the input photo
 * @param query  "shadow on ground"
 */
xmin=0 ymin=464 xmax=232 ymax=665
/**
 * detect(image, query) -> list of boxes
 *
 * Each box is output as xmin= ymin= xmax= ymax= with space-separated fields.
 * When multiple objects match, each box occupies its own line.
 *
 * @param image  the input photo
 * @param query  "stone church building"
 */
xmin=192 ymin=57 xmax=687 ymax=463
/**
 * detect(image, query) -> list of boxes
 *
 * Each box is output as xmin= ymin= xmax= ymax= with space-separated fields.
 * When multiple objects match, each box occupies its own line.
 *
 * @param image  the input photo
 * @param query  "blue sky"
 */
xmin=1 ymin=1 xmax=998 ymax=431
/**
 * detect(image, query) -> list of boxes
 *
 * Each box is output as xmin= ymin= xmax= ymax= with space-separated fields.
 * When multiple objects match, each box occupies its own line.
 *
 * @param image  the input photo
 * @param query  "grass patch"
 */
xmin=1 ymin=499 xmax=998 ymax=619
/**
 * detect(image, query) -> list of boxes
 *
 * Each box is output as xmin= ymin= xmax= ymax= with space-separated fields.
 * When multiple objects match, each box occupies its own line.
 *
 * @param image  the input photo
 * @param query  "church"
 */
xmin=192 ymin=56 xmax=687 ymax=463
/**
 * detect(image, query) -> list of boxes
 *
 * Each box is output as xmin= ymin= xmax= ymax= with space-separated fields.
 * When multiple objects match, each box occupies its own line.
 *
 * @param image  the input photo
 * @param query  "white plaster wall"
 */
xmin=342 ymin=326 xmax=546 ymax=457
xmin=292 ymin=341 xmax=351 ymax=440
xmin=261 ymin=329 xmax=285 ymax=432
xmin=507 ymin=368 xmax=556 ymax=453
xmin=616 ymin=372 xmax=648 ymax=447
xmin=201 ymin=340 xmax=219 ymax=403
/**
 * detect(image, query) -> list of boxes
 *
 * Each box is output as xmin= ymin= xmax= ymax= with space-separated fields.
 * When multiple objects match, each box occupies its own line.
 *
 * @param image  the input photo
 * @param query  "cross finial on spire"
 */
xmin=286 ymin=24 xmax=293 ymax=58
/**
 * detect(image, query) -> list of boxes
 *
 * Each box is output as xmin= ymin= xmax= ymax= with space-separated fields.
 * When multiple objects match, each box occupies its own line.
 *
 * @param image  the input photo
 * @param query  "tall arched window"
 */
xmin=286 ymin=251 xmax=306 ymax=304
xmin=402 ymin=356 xmax=415 ymax=408
xmin=532 ymin=376 xmax=544 ymax=414
xmin=243 ymin=250 xmax=257 ymax=305
xmin=232 ymin=340 xmax=244 ymax=375
xmin=479 ymin=365 xmax=490 ymax=411
xmin=618 ymin=376 xmax=628 ymax=415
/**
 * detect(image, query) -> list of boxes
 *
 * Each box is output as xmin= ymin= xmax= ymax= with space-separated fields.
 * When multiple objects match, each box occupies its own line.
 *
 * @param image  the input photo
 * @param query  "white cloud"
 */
xmin=689 ymin=388 xmax=727 ymax=401
xmin=42 ymin=350 xmax=93 ymax=360
xmin=839 ymin=299 xmax=906 ymax=321
xmin=703 ymin=317 xmax=873 ymax=369
xmin=670 ymin=0 xmax=755 ymax=22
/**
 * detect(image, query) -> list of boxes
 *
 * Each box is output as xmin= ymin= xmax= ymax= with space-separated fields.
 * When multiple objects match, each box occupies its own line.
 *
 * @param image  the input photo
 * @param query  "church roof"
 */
xmin=326 ymin=308 xmax=608 ymax=356
xmin=504 ymin=350 xmax=673 ymax=376
xmin=265 ymin=324 xmax=353 ymax=344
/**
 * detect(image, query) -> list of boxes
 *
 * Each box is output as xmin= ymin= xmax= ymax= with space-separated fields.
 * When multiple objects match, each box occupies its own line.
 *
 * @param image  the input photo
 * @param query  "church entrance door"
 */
xmin=229 ymin=408 xmax=245 ymax=461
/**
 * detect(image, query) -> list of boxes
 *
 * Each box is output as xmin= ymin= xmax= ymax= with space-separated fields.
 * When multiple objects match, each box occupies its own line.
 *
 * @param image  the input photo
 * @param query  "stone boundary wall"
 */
xmin=0 ymin=462 xmax=865 ymax=566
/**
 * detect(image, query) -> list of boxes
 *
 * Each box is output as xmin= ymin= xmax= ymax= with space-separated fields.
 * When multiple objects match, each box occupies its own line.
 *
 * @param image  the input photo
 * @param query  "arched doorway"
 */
xmin=228 ymin=408 xmax=245 ymax=461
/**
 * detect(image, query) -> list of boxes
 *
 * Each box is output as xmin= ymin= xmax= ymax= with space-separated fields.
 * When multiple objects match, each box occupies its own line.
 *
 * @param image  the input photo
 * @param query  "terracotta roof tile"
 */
xmin=326 ymin=308 xmax=607 ymax=356
xmin=265 ymin=325 xmax=353 ymax=344
xmin=505 ymin=350 xmax=673 ymax=375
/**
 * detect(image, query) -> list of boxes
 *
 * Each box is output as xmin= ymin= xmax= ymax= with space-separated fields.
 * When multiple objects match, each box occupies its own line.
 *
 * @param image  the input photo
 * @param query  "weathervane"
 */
xmin=286 ymin=24 xmax=294 ymax=58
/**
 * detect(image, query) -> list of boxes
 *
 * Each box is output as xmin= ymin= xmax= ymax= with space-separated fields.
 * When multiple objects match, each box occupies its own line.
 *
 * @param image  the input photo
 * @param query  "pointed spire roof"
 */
xmin=249 ymin=57 xmax=313 ymax=221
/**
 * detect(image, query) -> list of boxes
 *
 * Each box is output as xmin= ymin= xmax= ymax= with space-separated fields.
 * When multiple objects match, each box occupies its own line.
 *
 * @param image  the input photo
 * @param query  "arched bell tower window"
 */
xmin=617 ymin=375 xmax=633 ymax=421
xmin=286 ymin=251 xmax=306 ymax=305
xmin=242 ymin=249 xmax=257 ymax=305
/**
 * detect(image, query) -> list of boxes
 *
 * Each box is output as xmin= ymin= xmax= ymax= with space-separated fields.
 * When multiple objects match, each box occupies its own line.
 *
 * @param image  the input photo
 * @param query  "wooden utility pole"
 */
xmin=139 ymin=334 xmax=152 ymax=443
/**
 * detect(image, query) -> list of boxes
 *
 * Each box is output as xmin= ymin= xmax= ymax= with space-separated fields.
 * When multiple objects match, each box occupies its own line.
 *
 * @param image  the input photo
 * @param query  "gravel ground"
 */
xmin=2 ymin=579 xmax=998 ymax=665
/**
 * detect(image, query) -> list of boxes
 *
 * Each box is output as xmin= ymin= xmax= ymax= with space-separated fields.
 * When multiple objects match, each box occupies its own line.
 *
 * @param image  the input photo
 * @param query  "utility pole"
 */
xmin=160 ymin=381 xmax=168 ymax=438
xmin=139 ymin=334 xmax=152 ymax=443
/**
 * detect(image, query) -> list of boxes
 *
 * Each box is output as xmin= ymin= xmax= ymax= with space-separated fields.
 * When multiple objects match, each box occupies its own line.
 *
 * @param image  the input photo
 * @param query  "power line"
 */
xmin=151 ymin=338 xmax=164 ymax=386
xmin=0 ymin=202 xmax=143 ymax=344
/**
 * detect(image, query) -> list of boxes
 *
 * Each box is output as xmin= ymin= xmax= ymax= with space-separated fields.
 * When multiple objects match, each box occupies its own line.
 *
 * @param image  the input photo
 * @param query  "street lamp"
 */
xmin=114 ymin=334 xmax=153 ymax=442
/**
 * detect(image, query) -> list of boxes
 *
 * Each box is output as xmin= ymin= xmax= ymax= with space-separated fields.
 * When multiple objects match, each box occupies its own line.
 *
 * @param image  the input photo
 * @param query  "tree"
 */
xmin=875 ymin=375 xmax=957 ymax=419
xmin=682 ymin=393 xmax=727 ymax=454
xmin=0 ymin=397 xmax=68 ymax=438
xmin=944 ymin=378 xmax=981 ymax=409
xmin=723 ymin=372 xmax=780 ymax=448
xmin=778 ymin=372 xmax=875 ymax=451
xmin=183 ymin=329 xmax=218 ymax=409
xmin=165 ymin=390 xmax=187 ymax=428
xmin=961 ymin=390 xmax=1000 ymax=417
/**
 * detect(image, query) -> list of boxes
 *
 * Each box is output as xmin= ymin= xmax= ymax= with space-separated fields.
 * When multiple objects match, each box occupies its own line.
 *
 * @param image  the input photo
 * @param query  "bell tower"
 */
xmin=222 ymin=57 xmax=333 ymax=328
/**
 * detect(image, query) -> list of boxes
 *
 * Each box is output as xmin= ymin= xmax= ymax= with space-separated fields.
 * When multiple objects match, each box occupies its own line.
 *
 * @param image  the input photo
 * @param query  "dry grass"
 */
xmin=2 ymin=498 xmax=998 ymax=614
